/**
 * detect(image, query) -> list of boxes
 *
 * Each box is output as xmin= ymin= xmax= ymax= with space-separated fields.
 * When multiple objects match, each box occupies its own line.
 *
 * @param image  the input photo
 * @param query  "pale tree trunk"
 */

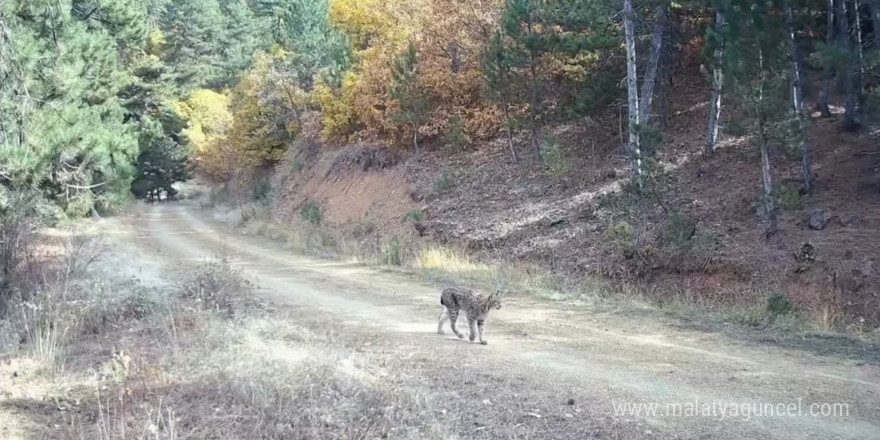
xmin=839 ymin=0 xmax=859 ymax=130
xmin=784 ymin=1 xmax=814 ymax=194
xmin=819 ymin=0 xmax=834 ymax=117
xmin=756 ymin=47 xmax=777 ymax=237
xmin=503 ymin=103 xmax=519 ymax=162
xmin=624 ymin=0 xmax=641 ymax=180
xmin=706 ymin=10 xmax=725 ymax=156
xmin=639 ymin=2 xmax=669 ymax=125
xmin=412 ymin=127 xmax=419 ymax=154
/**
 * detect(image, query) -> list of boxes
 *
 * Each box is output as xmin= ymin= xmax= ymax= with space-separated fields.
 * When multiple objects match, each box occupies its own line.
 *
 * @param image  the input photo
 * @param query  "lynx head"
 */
xmin=487 ymin=289 xmax=504 ymax=310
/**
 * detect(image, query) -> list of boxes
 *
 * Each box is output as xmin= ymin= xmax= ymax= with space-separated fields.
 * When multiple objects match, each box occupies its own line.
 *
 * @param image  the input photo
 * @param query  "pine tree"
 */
xmin=159 ymin=0 xmax=228 ymax=90
xmin=1 ymin=0 xmax=148 ymax=215
xmin=501 ymin=0 xmax=546 ymax=157
xmin=262 ymin=0 xmax=351 ymax=90
xmin=483 ymin=32 xmax=521 ymax=162
xmin=390 ymin=42 xmax=433 ymax=154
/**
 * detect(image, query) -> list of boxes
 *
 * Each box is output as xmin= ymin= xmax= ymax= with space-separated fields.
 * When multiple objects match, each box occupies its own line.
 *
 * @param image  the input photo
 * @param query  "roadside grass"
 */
xmin=0 ymin=226 xmax=450 ymax=440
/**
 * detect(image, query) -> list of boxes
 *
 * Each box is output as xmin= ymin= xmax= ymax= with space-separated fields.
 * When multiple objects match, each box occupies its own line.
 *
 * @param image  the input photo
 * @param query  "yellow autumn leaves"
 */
xmin=177 ymin=0 xmax=507 ymax=182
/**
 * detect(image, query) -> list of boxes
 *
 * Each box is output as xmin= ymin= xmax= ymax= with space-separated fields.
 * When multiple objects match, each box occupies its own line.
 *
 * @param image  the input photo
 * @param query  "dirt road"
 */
xmin=131 ymin=203 xmax=880 ymax=440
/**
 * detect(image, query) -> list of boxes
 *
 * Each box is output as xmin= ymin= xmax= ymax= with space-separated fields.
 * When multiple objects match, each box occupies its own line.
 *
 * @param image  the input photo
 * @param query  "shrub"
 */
xmin=539 ymin=133 xmax=567 ymax=177
xmin=602 ymin=220 xmax=634 ymax=249
xmin=0 ymin=191 xmax=41 ymax=301
xmin=300 ymin=201 xmax=323 ymax=225
xmin=664 ymin=210 xmax=696 ymax=247
xmin=384 ymin=237 xmax=404 ymax=266
xmin=776 ymin=182 xmax=801 ymax=211
xmin=443 ymin=114 xmax=470 ymax=153
xmin=181 ymin=259 xmax=252 ymax=315
xmin=432 ymin=172 xmax=455 ymax=195
xmin=253 ymin=178 xmax=272 ymax=203
xmin=767 ymin=293 xmax=796 ymax=319
xmin=402 ymin=209 xmax=423 ymax=224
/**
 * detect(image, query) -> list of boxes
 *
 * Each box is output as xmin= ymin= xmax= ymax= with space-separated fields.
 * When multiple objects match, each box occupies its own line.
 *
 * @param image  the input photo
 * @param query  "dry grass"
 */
xmin=1 ymin=235 xmax=451 ymax=440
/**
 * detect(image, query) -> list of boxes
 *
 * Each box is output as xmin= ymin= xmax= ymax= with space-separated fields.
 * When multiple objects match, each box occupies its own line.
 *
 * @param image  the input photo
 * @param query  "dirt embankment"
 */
xmin=243 ymin=87 xmax=880 ymax=330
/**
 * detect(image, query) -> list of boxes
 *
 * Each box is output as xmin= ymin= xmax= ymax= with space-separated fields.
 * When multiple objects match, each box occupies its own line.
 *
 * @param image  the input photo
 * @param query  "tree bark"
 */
xmin=706 ymin=9 xmax=725 ymax=156
xmin=639 ymin=2 xmax=668 ymax=125
xmin=819 ymin=0 xmax=834 ymax=117
xmin=503 ymin=103 xmax=519 ymax=162
xmin=871 ymin=0 xmax=880 ymax=47
xmin=784 ymin=1 xmax=814 ymax=193
xmin=624 ymin=0 xmax=642 ymax=179
xmin=839 ymin=0 xmax=859 ymax=130
xmin=756 ymin=47 xmax=777 ymax=237
xmin=855 ymin=0 xmax=865 ymax=95
xmin=413 ymin=126 xmax=419 ymax=155
xmin=526 ymin=12 xmax=541 ymax=157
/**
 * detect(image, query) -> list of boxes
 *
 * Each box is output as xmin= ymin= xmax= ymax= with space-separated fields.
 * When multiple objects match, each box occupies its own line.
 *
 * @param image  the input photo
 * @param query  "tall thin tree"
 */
xmin=838 ymin=0 xmax=859 ymax=130
xmin=784 ymin=1 xmax=813 ymax=193
xmin=623 ymin=0 xmax=642 ymax=179
xmin=706 ymin=8 xmax=725 ymax=156
xmin=819 ymin=0 xmax=834 ymax=117
xmin=756 ymin=46 xmax=777 ymax=237
xmin=640 ymin=2 xmax=669 ymax=125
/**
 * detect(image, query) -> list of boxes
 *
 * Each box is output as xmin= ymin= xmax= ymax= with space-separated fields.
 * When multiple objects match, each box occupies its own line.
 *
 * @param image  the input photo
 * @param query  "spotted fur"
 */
xmin=437 ymin=287 xmax=503 ymax=345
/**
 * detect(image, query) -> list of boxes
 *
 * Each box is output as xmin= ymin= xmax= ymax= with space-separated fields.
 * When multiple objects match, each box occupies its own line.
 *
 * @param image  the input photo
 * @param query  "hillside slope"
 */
xmin=245 ymin=95 xmax=879 ymax=331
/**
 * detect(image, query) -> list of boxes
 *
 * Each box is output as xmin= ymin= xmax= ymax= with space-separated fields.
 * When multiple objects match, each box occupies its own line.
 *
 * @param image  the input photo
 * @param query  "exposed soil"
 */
xmin=121 ymin=202 xmax=880 ymax=439
xmin=265 ymin=81 xmax=880 ymax=326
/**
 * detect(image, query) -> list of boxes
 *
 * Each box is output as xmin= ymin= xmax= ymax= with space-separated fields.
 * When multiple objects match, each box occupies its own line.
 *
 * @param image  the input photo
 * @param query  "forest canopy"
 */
xmin=1 ymin=0 xmax=877 ymax=218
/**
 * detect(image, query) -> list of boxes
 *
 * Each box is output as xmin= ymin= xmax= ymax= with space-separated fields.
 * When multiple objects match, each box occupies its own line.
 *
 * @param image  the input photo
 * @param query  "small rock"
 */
xmin=564 ymin=413 xmax=574 ymax=418
xmin=809 ymin=209 xmax=832 ymax=230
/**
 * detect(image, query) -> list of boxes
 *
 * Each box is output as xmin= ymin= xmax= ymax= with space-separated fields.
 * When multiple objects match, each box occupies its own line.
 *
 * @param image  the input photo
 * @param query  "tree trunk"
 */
xmin=871 ymin=0 xmax=880 ymax=47
xmin=526 ymin=14 xmax=541 ymax=157
xmin=784 ymin=1 xmax=814 ymax=193
xmin=855 ymin=0 xmax=865 ymax=96
xmin=819 ymin=0 xmax=834 ymax=117
xmin=413 ymin=126 xmax=419 ymax=155
xmin=839 ymin=0 xmax=859 ymax=130
xmin=639 ymin=2 xmax=668 ymax=125
xmin=756 ymin=47 xmax=777 ymax=237
xmin=624 ymin=0 xmax=642 ymax=179
xmin=706 ymin=9 xmax=725 ymax=156
xmin=503 ymin=103 xmax=519 ymax=162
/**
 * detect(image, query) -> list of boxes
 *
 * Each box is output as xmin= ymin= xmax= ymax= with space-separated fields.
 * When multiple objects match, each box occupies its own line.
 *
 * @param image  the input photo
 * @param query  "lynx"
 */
xmin=437 ymin=287 xmax=503 ymax=345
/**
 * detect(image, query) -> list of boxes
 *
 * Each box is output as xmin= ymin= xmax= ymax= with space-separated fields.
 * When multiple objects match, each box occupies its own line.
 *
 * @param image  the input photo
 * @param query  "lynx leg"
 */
xmin=448 ymin=309 xmax=464 ymax=339
xmin=477 ymin=319 xmax=487 ymax=345
xmin=437 ymin=308 xmax=449 ymax=335
xmin=467 ymin=317 xmax=477 ymax=342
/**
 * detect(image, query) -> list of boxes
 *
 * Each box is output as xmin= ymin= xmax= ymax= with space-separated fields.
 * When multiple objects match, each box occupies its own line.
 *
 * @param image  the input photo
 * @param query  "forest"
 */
xmin=1 ymin=1 xmax=879 ymax=439
xmin=1 ymin=0 xmax=876 ymax=221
